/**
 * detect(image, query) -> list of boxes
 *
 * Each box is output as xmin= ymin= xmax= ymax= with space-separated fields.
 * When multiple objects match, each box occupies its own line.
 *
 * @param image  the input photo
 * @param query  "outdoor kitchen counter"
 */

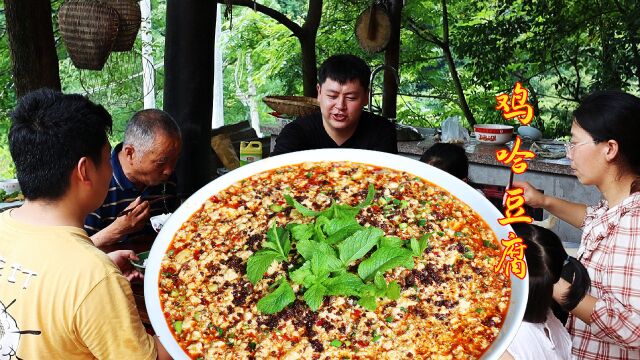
xmin=398 ymin=139 xmax=573 ymax=176
xmin=263 ymin=123 xmax=572 ymax=176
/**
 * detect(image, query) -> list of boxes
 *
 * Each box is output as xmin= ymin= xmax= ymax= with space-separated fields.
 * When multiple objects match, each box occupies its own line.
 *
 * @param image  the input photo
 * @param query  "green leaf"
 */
xmin=323 ymin=273 xmax=364 ymax=296
xmin=386 ymin=281 xmax=401 ymax=300
xmin=374 ymin=272 xmax=387 ymax=289
xmin=303 ymin=283 xmax=327 ymax=311
xmin=310 ymin=253 xmax=330 ymax=279
xmin=355 ymin=184 xmax=376 ymax=209
xmin=338 ymin=227 xmax=384 ymax=266
xmin=266 ymin=223 xmax=291 ymax=258
xmin=358 ymin=295 xmax=377 ymax=311
xmin=257 ymin=279 xmax=295 ymax=314
xmin=290 ymin=262 xmax=312 ymax=285
xmin=325 ymin=223 xmax=363 ymax=245
xmin=289 ymin=223 xmax=315 ymax=242
xmin=296 ymin=240 xmax=343 ymax=271
xmin=246 ymin=250 xmax=280 ymax=284
xmin=357 ymin=247 xmax=415 ymax=281
xmin=323 ymin=217 xmax=360 ymax=236
xmin=410 ymin=234 xmax=430 ymax=257
xmin=380 ymin=236 xmax=403 ymax=248
xmin=284 ymin=194 xmax=320 ymax=217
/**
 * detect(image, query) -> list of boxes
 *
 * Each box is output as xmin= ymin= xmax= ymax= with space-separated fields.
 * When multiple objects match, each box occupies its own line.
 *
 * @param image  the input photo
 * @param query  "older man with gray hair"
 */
xmin=85 ymin=109 xmax=182 ymax=246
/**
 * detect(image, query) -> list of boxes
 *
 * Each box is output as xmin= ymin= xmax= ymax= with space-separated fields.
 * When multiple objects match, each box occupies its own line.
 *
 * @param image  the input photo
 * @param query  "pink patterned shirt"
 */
xmin=569 ymin=192 xmax=640 ymax=359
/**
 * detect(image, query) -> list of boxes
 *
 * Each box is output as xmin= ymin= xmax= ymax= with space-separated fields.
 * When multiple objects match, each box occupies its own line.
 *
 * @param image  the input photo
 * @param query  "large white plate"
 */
xmin=145 ymin=149 xmax=528 ymax=360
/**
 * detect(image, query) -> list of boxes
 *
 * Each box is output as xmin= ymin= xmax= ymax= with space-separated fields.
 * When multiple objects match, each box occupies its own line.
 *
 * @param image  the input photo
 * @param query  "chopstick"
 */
xmin=116 ymin=196 xmax=172 ymax=217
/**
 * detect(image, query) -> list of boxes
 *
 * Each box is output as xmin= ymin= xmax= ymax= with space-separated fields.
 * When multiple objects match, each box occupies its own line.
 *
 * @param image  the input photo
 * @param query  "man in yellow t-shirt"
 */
xmin=0 ymin=89 xmax=170 ymax=359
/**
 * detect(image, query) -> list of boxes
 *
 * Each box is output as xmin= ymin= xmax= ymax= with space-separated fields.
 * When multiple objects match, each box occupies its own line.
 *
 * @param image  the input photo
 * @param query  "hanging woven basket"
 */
xmin=104 ymin=0 xmax=141 ymax=52
xmin=59 ymin=0 xmax=119 ymax=70
xmin=355 ymin=5 xmax=392 ymax=54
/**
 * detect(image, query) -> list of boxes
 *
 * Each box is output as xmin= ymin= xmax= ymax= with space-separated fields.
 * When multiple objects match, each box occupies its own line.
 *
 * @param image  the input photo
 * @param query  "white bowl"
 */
xmin=474 ymin=124 xmax=514 ymax=144
xmin=0 ymin=179 xmax=20 ymax=194
xmin=517 ymin=126 xmax=543 ymax=141
xmin=144 ymin=149 xmax=527 ymax=360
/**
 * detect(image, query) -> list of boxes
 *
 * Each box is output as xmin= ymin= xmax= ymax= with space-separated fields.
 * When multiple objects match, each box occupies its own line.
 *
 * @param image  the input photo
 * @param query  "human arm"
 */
xmin=553 ymin=212 xmax=640 ymax=348
xmin=154 ymin=336 xmax=172 ymax=360
xmin=91 ymin=197 xmax=151 ymax=246
xmin=511 ymin=180 xmax=587 ymax=228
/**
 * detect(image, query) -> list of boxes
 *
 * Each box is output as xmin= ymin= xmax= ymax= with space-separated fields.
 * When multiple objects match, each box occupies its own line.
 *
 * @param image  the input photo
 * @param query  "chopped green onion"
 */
xmin=173 ymin=321 xmax=183 ymax=334
xmin=331 ymin=339 xmax=343 ymax=347
xmin=372 ymin=334 xmax=382 ymax=342
xmin=417 ymin=219 xmax=427 ymax=226
xmin=269 ymin=204 xmax=283 ymax=212
xmin=249 ymin=341 xmax=257 ymax=350
xmin=306 ymin=172 xmax=313 ymax=178
xmin=398 ymin=223 xmax=408 ymax=230
xmin=385 ymin=316 xmax=394 ymax=323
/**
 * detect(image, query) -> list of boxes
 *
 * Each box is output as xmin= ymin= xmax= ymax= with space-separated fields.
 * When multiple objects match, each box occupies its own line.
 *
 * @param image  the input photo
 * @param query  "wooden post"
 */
xmin=163 ymin=0 xmax=216 ymax=198
xmin=382 ymin=0 xmax=402 ymax=120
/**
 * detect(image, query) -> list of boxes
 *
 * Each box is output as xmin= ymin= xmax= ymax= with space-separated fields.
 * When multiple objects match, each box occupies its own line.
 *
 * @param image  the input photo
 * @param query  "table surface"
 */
xmin=100 ymin=235 xmax=155 ymax=326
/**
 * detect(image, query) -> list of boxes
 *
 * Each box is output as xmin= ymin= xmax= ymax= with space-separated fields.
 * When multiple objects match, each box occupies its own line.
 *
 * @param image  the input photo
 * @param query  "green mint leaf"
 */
xmin=311 ymin=253 xmax=330 ymax=279
xmin=290 ymin=262 xmax=312 ymax=285
xmin=357 ymin=247 xmax=415 ymax=281
xmin=358 ymin=295 xmax=378 ymax=311
xmin=284 ymin=194 xmax=320 ymax=217
xmin=374 ymin=272 xmax=387 ymax=290
xmin=409 ymin=234 xmax=430 ymax=257
xmin=386 ymin=281 xmax=401 ymax=300
xmin=296 ymin=239 xmax=336 ymax=260
xmin=323 ymin=273 xmax=364 ymax=296
xmin=265 ymin=223 xmax=291 ymax=258
xmin=380 ymin=236 xmax=403 ymax=248
xmin=303 ymin=283 xmax=327 ymax=311
xmin=325 ymin=223 xmax=363 ymax=245
xmin=313 ymin=221 xmax=328 ymax=243
xmin=338 ymin=227 xmax=384 ymax=266
xmin=289 ymin=223 xmax=315 ymax=242
xmin=323 ymin=217 xmax=360 ymax=236
xmin=355 ymin=183 xmax=376 ymax=209
xmin=246 ymin=250 xmax=280 ymax=284
xmin=296 ymin=240 xmax=343 ymax=271
xmin=257 ymin=279 xmax=295 ymax=314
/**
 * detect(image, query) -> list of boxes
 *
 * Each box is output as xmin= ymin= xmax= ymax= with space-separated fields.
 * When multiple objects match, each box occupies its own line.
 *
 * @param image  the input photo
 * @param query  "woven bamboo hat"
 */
xmin=355 ymin=5 xmax=392 ymax=54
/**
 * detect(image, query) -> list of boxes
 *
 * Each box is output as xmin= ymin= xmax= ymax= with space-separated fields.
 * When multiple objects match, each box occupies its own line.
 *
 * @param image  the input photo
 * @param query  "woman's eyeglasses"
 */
xmin=564 ymin=140 xmax=598 ymax=153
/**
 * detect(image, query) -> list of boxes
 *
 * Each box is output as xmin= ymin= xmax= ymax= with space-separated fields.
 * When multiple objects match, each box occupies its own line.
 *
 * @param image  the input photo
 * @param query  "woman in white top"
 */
xmin=501 ymin=224 xmax=591 ymax=360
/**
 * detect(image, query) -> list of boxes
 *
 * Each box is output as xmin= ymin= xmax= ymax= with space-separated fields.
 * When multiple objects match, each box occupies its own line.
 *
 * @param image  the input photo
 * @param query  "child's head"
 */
xmin=419 ymin=143 xmax=468 ymax=180
xmin=572 ymin=90 xmax=640 ymax=191
xmin=9 ymin=89 xmax=112 ymax=202
xmin=511 ymin=223 xmax=590 ymax=323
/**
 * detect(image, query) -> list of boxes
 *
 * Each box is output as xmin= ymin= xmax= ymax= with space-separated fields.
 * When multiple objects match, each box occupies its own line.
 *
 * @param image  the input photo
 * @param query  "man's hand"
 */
xmin=114 ymin=196 xmax=152 ymax=234
xmin=107 ymin=250 xmax=144 ymax=281
xmin=92 ymin=197 xmax=152 ymax=246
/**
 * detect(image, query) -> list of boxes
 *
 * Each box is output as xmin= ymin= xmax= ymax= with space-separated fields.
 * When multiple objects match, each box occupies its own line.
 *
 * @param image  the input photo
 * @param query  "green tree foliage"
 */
xmin=1 ymin=0 xmax=639 ymax=178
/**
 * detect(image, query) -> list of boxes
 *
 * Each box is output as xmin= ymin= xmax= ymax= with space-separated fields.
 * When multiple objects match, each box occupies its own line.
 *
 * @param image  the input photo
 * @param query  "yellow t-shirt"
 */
xmin=0 ymin=211 xmax=156 ymax=359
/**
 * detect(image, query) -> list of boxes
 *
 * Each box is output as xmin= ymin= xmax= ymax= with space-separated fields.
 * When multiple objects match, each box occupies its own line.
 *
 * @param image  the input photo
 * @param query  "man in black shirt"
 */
xmin=271 ymin=54 xmax=397 ymax=156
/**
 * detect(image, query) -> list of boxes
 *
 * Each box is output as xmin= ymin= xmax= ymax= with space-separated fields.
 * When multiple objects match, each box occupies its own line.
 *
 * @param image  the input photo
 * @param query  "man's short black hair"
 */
xmin=9 ymin=88 xmax=112 ymax=200
xmin=318 ymin=54 xmax=371 ymax=90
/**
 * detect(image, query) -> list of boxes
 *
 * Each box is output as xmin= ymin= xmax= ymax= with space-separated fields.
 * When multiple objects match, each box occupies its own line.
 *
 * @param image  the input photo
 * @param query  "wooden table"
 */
xmin=100 ymin=235 xmax=156 ymax=326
